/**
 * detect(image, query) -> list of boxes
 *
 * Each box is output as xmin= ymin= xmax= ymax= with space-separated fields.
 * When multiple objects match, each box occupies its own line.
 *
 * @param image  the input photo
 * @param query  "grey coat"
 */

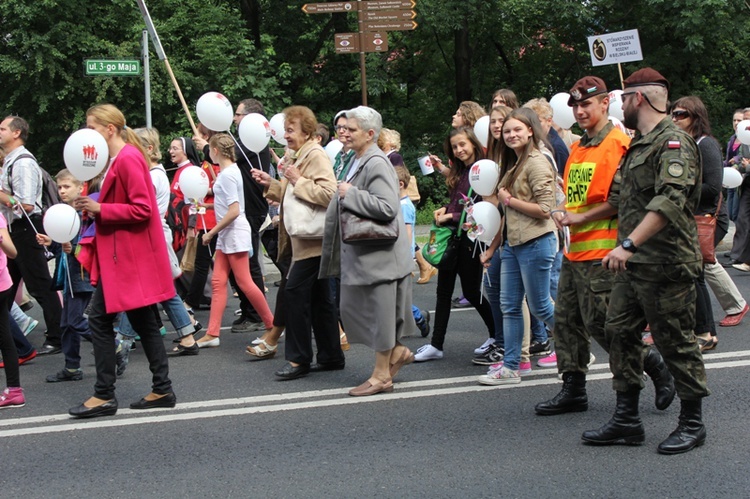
xmin=319 ymin=143 xmax=413 ymax=285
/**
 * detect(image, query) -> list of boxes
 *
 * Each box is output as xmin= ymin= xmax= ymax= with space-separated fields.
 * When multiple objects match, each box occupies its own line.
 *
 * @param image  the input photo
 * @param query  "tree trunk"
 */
xmin=239 ymin=0 xmax=261 ymax=47
xmin=453 ymin=21 xmax=471 ymax=103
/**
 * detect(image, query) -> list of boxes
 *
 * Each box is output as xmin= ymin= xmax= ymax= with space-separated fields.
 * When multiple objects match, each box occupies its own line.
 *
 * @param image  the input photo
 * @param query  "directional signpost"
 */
xmin=335 ymin=32 xmax=389 ymax=54
xmin=303 ymin=0 xmax=417 ymax=105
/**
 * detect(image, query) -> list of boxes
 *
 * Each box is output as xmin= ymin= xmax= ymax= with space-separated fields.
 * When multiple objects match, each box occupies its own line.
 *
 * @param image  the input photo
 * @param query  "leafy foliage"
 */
xmin=1 ymin=0 xmax=749 ymax=200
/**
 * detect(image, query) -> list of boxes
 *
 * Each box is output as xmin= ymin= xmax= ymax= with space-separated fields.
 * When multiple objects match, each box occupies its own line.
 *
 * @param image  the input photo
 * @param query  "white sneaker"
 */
xmin=478 ymin=366 xmax=521 ymax=385
xmin=414 ymin=344 xmax=444 ymax=362
xmin=473 ymin=338 xmax=496 ymax=355
xmin=588 ymin=352 xmax=596 ymax=367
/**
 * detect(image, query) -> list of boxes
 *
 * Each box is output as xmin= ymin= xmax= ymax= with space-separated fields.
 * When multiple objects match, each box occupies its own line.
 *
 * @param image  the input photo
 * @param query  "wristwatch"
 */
xmin=621 ymin=238 xmax=638 ymax=253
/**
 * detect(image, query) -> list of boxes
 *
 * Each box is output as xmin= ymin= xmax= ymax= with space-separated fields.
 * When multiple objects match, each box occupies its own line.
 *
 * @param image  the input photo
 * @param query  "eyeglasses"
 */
xmin=621 ymin=91 xmax=638 ymax=101
xmin=671 ymin=110 xmax=690 ymax=121
xmin=335 ymin=125 xmax=348 ymax=131
xmin=234 ymin=112 xmax=248 ymax=117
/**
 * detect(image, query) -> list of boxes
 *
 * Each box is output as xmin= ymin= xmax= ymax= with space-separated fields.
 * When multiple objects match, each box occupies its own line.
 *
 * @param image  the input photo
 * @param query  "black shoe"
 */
xmin=69 ymin=398 xmax=118 ymax=419
xmin=231 ymin=316 xmax=265 ymax=333
xmin=274 ymin=280 xmax=282 ymax=287
xmin=723 ymin=258 xmax=740 ymax=267
xmin=535 ymin=372 xmax=588 ymax=415
xmin=130 ymin=391 xmax=177 ymax=410
xmin=582 ymin=388 xmax=645 ymax=445
xmin=529 ymin=339 xmax=551 ymax=356
xmin=657 ymin=399 xmax=706 ymax=455
xmin=167 ymin=343 xmax=199 ymax=357
xmin=471 ymin=344 xmax=505 ymax=366
xmin=643 ymin=347 xmax=676 ymax=411
xmin=417 ymin=309 xmax=431 ymax=338
xmin=37 ymin=343 xmax=62 ymax=356
xmin=46 ymin=368 xmax=83 ymax=383
xmin=275 ymin=362 xmax=310 ymax=380
xmin=310 ymin=360 xmax=346 ymax=372
xmin=19 ymin=301 xmax=34 ymax=312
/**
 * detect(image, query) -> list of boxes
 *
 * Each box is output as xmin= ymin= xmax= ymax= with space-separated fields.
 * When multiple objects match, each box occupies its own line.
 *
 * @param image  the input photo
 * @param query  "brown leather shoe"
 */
xmin=348 ymin=379 xmax=394 ymax=397
xmin=417 ymin=267 xmax=438 ymax=284
xmin=389 ymin=348 xmax=414 ymax=378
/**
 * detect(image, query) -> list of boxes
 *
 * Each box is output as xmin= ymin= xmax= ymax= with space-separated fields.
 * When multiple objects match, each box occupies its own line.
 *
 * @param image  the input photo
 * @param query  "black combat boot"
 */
xmin=657 ymin=399 xmax=706 ymax=455
xmin=643 ymin=347 xmax=676 ymax=410
xmin=535 ymin=372 xmax=588 ymax=415
xmin=581 ymin=388 xmax=645 ymax=445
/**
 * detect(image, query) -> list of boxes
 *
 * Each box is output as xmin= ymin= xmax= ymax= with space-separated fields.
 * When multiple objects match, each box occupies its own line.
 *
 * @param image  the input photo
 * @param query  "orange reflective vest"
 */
xmin=564 ymin=127 xmax=630 ymax=261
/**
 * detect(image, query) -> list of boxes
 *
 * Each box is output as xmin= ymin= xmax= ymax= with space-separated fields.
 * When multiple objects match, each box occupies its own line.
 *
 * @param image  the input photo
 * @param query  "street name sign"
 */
xmin=85 ymin=59 xmax=141 ymax=76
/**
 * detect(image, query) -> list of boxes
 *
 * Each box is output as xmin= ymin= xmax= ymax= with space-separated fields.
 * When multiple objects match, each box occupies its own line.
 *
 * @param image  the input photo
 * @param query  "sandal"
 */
xmin=246 ymin=340 xmax=277 ymax=359
xmin=697 ymin=335 xmax=718 ymax=352
xmin=340 ymin=332 xmax=351 ymax=351
xmin=389 ymin=347 xmax=415 ymax=378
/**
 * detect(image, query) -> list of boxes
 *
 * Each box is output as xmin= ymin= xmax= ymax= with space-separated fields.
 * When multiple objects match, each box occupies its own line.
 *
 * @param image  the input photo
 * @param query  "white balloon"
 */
xmin=470 ymin=201 xmax=501 ymax=243
xmin=238 ymin=113 xmax=271 ymax=153
xmin=736 ymin=119 xmax=750 ymax=146
xmin=269 ymin=113 xmax=287 ymax=146
xmin=473 ymin=115 xmax=490 ymax=148
xmin=549 ymin=92 xmax=576 ymax=129
xmin=179 ymin=165 xmax=210 ymax=201
xmin=63 ymin=129 xmax=109 ymax=181
xmin=43 ymin=204 xmax=81 ymax=243
xmin=608 ymin=90 xmax=625 ymax=121
xmin=196 ymin=92 xmax=233 ymax=132
xmin=468 ymin=159 xmax=500 ymax=196
xmin=325 ymin=139 xmax=344 ymax=164
xmin=723 ymin=167 xmax=743 ymax=188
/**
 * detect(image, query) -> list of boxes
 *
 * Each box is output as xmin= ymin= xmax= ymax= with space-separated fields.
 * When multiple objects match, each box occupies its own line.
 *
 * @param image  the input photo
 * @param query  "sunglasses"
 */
xmin=671 ymin=110 xmax=690 ymax=121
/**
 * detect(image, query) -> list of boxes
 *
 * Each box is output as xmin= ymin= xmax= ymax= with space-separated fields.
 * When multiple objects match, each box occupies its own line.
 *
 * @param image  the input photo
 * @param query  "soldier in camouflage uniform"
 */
xmin=582 ymin=68 xmax=709 ymax=455
xmin=535 ymin=76 xmax=675 ymax=417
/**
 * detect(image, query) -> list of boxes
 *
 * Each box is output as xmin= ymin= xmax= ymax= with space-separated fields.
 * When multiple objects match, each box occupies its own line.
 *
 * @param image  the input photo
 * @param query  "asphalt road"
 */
xmin=1 ymin=252 xmax=749 ymax=498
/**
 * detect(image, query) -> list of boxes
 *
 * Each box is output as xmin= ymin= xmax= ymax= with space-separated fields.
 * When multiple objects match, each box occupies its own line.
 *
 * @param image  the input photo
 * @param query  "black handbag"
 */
xmin=338 ymin=155 xmax=400 ymax=246
xmin=339 ymin=204 xmax=399 ymax=246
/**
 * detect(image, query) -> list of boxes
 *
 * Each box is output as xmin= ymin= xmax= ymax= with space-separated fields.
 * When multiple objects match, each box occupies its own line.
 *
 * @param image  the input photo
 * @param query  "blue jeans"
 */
xmin=119 ymin=294 xmax=192 ymax=339
xmin=501 ymin=232 xmax=556 ymax=370
xmin=411 ymin=305 xmax=423 ymax=323
xmin=484 ymin=250 xmax=504 ymax=347
xmin=528 ymin=248 xmax=563 ymax=344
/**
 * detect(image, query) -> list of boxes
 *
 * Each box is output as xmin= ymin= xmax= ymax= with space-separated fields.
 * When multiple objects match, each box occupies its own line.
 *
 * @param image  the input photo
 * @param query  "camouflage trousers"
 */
xmin=553 ymin=259 xmax=614 ymax=373
xmin=606 ymin=263 xmax=709 ymax=400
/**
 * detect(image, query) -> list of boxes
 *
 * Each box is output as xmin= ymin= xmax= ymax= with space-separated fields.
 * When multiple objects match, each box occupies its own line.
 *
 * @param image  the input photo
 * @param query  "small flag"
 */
xmin=668 ymin=140 xmax=681 ymax=149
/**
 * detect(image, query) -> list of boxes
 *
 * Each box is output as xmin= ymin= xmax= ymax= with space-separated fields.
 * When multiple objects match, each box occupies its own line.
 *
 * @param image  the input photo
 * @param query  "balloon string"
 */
xmin=228 ymin=132 xmax=256 ymax=170
xmin=64 ymin=254 xmax=74 ymax=298
xmin=200 ymin=216 xmax=212 ymax=257
xmin=480 ymin=266 xmax=487 ymax=305
xmin=19 ymin=207 xmax=54 ymax=260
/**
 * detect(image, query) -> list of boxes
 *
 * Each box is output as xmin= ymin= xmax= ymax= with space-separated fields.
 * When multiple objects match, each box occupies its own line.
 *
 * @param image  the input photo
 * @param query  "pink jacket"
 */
xmin=91 ymin=144 xmax=175 ymax=313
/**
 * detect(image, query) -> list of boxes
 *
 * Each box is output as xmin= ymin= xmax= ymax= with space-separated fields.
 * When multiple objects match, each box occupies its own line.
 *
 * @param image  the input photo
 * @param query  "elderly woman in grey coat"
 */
xmin=320 ymin=106 xmax=415 ymax=396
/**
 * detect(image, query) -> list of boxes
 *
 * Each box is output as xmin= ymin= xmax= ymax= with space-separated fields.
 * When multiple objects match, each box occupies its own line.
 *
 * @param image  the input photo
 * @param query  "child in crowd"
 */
xmin=36 ymin=170 xmax=93 ymax=382
xmin=0 ymin=210 xmax=23 ymax=408
xmin=395 ymin=166 xmax=430 ymax=337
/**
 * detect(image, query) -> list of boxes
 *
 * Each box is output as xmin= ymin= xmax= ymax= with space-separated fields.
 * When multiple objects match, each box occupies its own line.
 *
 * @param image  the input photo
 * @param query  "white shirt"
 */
xmin=213 ymin=164 xmax=252 ymax=254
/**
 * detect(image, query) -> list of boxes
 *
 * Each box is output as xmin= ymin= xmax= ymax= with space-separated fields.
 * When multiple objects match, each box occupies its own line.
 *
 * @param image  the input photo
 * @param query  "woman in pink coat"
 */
xmin=70 ymin=104 xmax=176 ymax=419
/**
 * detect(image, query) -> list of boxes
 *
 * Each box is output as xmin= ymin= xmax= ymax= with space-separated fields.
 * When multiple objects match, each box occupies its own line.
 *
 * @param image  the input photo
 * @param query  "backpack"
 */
xmin=7 ymin=153 xmax=64 ymax=214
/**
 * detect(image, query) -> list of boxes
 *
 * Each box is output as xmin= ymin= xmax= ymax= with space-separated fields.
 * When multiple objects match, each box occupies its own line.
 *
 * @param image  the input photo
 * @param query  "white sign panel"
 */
xmin=588 ymin=29 xmax=643 ymax=67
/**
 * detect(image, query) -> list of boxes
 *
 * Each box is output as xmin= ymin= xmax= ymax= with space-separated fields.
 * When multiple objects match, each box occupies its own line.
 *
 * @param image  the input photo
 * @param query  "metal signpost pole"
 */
xmin=143 ymin=29 xmax=152 ymax=128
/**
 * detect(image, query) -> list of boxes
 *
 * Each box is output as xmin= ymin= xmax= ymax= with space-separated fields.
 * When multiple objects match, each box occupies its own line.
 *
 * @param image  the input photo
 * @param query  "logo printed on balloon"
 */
xmin=64 ymin=129 xmax=109 ymax=181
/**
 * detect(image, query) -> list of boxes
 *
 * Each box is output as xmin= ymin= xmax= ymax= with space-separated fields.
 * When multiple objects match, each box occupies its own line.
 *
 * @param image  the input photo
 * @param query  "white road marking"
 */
xmin=0 ymin=354 xmax=746 ymax=438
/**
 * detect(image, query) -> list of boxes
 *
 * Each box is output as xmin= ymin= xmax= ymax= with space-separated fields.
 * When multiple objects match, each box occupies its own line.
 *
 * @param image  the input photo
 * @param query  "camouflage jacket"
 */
xmin=610 ymin=117 xmax=702 ymax=267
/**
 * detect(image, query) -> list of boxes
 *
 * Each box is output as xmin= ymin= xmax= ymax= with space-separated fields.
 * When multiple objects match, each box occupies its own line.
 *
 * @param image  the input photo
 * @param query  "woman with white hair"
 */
xmin=320 ymin=106 xmax=415 ymax=396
